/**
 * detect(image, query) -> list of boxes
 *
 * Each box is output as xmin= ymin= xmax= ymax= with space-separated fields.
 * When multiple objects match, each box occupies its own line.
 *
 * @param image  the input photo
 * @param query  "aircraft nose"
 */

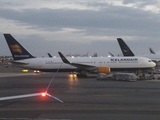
xmin=152 ymin=62 xmax=156 ymax=67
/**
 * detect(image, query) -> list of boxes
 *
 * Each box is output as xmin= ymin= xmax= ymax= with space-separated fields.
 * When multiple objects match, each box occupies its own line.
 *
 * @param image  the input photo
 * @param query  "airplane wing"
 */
xmin=58 ymin=52 xmax=97 ymax=70
xmin=0 ymin=92 xmax=63 ymax=103
xmin=0 ymin=93 xmax=41 ymax=101
xmin=0 ymin=63 xmax=63 ymax=103
xmin=58 ymin=52 xmax=111 ymax=75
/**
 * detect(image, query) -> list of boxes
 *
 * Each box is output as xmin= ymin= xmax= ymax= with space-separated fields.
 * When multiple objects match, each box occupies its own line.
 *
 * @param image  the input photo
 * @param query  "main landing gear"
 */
xmin=77 ymin=73 xmax=87 ymax=78
xmin=70 ymin=72 xmax=88 ymax=78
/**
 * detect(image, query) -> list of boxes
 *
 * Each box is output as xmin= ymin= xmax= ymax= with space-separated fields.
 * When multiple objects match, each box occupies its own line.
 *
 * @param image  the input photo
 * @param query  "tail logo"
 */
xmin=122 ymin=47 xmax=129 ymax=55
xmin=10 ymin=45 xmax=23 ymax=54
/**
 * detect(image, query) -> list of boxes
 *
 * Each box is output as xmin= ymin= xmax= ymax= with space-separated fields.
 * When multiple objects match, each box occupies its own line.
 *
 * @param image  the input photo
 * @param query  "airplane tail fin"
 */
xmin=149 ymin=47 xmax=156 ymax=54
xmin=4 ymin=34 xmax=35 ymax=60
xmin=117 ymin=38 xmax=135 ymax=56
xmin=58 ymin=52 xmax=70 ymax=64
xmin=47 ymin=53 xmax=53 ymax=58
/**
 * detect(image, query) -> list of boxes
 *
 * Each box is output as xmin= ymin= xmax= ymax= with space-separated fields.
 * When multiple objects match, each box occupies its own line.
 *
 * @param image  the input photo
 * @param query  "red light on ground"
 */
xmin=41 ymin=92 xmax=46 ymax=97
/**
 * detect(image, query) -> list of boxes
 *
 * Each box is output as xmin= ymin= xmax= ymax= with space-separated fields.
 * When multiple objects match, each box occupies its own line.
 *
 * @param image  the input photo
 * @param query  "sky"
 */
xmin=0 ymin=0 xmax=160 ymax=57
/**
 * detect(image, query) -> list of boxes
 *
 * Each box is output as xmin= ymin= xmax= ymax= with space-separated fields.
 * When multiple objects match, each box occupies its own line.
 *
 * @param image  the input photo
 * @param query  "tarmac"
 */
xmin=1 ymin=64 xmax=160 ymax=119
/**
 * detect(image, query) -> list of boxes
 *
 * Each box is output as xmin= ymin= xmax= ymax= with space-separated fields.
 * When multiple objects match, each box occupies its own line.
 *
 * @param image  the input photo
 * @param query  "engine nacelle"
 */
xmin=98 ymin=67 xmax=110 ymax=74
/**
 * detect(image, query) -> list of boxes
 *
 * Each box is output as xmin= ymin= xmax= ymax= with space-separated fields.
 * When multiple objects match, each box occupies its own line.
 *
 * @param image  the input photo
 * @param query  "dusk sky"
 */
xmin=0 ymin=0 xmax=160 ymax=57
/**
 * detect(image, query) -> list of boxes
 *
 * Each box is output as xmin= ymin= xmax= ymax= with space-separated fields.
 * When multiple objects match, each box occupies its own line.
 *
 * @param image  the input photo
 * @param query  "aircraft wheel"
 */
xmin=77 ymin=74 xmax=87 ymax=78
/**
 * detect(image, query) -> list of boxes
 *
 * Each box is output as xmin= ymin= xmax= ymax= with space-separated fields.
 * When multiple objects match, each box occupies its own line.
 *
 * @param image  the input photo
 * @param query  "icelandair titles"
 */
xmin=110 ymin=58 xmax=138 ymax=63
xmin=14 ymin=55 xmax=29 ymax=57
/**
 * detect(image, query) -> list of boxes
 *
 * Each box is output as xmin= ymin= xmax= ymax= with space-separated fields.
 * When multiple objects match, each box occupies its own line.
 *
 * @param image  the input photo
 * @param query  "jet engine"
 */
xmin=98 ymin=67 xmax=110 ymax=74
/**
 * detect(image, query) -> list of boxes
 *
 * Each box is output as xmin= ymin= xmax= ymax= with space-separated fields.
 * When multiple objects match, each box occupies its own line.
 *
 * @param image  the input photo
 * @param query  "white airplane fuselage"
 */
xmin=11 ymin=56 xmax=155 ymax=72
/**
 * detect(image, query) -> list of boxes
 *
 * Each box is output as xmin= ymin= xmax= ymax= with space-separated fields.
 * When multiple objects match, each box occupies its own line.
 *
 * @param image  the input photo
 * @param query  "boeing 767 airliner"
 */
xmin=3 ymin=34 xmax=155 ymax=77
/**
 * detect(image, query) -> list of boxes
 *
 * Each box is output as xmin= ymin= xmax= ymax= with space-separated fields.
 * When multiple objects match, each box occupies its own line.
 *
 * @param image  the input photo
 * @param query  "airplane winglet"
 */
xmin=47 ymin=53 xmax=53 ymax=57
xmin=58 ymin=52 xmax=70 ymax=64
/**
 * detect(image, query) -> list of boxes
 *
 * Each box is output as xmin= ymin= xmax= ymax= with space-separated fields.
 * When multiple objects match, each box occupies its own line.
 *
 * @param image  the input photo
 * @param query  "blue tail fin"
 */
xmin=149 ymin=47 xmax=156 ymax=54
xmin=117 ymin=38 xmax=135 ymax=56
xmin=47 ymin=53 xmax=53 ymax=57
xmin=4 ymin=34 xmax=35 ymax=60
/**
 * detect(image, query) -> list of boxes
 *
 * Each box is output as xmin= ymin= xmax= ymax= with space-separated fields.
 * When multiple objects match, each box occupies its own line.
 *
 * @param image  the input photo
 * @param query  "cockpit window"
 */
xmin=148 ymin=60 xmax=152 ymax=62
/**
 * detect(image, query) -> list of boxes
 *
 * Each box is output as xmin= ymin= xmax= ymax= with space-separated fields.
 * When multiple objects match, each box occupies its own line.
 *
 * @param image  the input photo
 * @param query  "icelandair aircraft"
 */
xmin=3 ymin=34 xmax=155 ymax=77
xmin=57 ymin=52 xmax=155 ymax=77
xmin=117 ymin=38 xmax=160 ymax=62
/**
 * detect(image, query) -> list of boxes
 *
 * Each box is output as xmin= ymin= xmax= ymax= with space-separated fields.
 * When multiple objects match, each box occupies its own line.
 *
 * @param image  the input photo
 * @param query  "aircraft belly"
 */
xmin=34 ymin=63 xmax=76 ymax=72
